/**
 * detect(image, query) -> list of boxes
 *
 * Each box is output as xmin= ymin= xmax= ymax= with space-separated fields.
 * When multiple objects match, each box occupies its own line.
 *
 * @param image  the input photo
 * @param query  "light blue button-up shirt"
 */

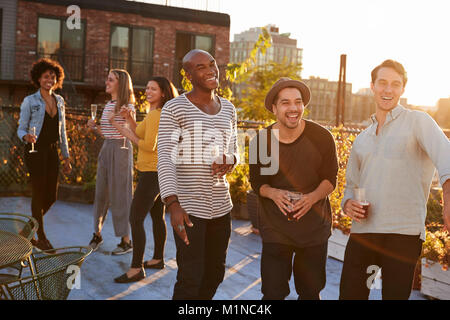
xmin=17 ymin=90 xmax=70 ymax=159
xmin=342 ymin=105 xmax=450 ymax=240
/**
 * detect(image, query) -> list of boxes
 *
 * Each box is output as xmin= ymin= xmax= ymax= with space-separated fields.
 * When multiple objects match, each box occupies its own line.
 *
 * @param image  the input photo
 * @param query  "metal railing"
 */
xmin=1 ymin=46 xmax=225 ymax=86
xmin=0 ymin=105 xmax=153 ymax=195
xmin=0 ymin=46 xmax=229 ymax=107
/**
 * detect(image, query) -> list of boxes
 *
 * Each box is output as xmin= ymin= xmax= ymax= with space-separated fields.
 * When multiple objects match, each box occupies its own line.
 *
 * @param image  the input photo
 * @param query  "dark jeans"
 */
xmin=172 ymin=213 xmax=231 ymax=300
xmin=129 ymin=171 xmax=166 ymax=268
xmin=339 ymin=233 xmax=423 ymax=300
xmin=261 ymin=241 xmax=328 ymax=300
xmin=24 ymin=144 xmax=59 ymax=240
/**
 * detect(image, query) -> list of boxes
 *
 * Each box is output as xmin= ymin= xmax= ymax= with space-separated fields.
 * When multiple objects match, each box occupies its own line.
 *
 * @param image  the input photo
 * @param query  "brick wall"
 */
xmin=14 ymin=0 xmax=230 ymax=88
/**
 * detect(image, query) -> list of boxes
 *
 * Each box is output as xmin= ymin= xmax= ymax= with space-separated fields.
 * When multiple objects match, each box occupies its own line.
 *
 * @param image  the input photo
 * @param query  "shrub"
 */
xmin=329 ymin=127 xmax=356 ymax=234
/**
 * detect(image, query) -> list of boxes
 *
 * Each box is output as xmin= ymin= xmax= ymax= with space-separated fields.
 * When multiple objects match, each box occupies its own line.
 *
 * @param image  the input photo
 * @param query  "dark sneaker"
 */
xmin=111 ymin=240 xmax=132 ymax=255
xmin=89 ymin=233 xmax=103 ymax=252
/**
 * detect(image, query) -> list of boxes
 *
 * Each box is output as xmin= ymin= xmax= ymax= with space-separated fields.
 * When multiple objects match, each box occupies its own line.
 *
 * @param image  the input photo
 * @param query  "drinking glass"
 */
xmin=211 ymin=145 xmax=222 ymax=186
xmin=90 ymin=104 xmax=97 ymax=121
xmin=28 ymin=126 xmax=37 ymax=153
xmin=121 ymin=122 xmax=129 ymax=150
xmin=354 ymin=188 xmax=370 ymax=218
xmin=287 ymin=191 xmax=302 ymax=221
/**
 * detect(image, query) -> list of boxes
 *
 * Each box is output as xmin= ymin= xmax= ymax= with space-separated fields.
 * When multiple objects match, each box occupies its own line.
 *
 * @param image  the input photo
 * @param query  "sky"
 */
xmin=140 ymin=0 xmax=450 ymax=107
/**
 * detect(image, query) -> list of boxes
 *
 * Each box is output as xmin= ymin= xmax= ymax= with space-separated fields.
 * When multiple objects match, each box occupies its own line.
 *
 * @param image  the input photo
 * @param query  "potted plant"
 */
xmin=246 ymin=189 xmax=260 ymax=234
xmin=227 ymin=163 xmax=251 ymax=220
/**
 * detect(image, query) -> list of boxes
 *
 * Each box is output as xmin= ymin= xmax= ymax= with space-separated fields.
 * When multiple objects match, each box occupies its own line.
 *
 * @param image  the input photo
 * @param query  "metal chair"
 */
xmin=0 ymin=213 xmax=38 ymax=241
xmin=0 ymin=246 xmax=92 ymax=300
xmin=0 ymin=213 xmax=38 ymax=279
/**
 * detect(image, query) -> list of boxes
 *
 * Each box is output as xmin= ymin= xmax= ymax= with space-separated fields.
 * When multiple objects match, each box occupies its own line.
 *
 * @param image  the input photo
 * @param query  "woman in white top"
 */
xmin=87 ymin=69 xmax=135 ymax=255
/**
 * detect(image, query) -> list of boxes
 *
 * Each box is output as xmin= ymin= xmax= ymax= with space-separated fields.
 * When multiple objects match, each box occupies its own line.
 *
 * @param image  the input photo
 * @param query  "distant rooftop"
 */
xmin=233 ymin=24 xmax=299 ymax=46
xmin=130 ymin=0 xmax=224 ymax=13
xmin=23 ymin=0 xmax=229 ymax=27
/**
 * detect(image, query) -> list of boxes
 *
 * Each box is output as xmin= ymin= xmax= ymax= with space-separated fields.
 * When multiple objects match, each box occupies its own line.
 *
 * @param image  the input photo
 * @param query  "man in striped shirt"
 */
xmin=157 ymin=50 xmax=239 ymax=300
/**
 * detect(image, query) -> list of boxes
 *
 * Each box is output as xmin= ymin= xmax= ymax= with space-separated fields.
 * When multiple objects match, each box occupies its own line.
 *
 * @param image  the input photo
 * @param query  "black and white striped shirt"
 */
xmin=157 ymin=94 xmax=239 ymax=219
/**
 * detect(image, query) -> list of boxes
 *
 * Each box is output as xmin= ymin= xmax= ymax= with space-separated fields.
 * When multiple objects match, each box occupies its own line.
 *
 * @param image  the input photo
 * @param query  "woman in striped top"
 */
xmin=110 ymin=77 xmax=179 ymax=283
xmin=87 ymin=69 xmax=135 ymax=255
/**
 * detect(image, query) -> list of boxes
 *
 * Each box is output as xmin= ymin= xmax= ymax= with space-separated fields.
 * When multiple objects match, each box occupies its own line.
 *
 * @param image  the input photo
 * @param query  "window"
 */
xmin=110 ymin=25 xmax=154 ymax=85
xmin=37 ymin=16 xmax=85 ymax=81
xmin=174 ymin=32 xmax=214 ymax=88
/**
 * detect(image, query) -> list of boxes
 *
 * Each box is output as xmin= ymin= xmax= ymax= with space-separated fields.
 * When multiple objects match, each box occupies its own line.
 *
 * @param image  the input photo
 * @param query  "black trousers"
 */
xmin=129 ymin=171 xmax=166 ymax=268
xmin=339 ymin=233 xmax=423 ymax=300
xmin=172 ymin=213 xmax=231 ymax=300
xmin=261 ymin=241 xmax=328 ymax=300
xmin=24 ymin=144 xmax=59 ymax=240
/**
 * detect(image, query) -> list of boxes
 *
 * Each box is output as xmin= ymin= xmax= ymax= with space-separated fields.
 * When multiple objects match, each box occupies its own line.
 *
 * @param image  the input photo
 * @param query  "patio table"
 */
xmin=0 ymin=230 xmax=33 ymax=270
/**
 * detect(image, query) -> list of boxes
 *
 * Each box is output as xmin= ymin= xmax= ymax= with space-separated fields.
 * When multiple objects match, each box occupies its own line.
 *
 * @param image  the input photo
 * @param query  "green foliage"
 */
xmin=235 ymin=60 xmax=304 ymax=122
xmin=426 ymin=188 xmax=444 ymax=225
xmin=134 ymin=90 xmax=149 ymax=113
xmin=422 ymin=189 xmax=449 ymax=269
xmin=180 ymin=68 xmax=193 ymax=93
xmin=422 ymin=224 xmax=449 ymax=270
xmin=329 ymin=127 xmax=356 ymax=234
xmin=227 ymin=163 xmax=250 ymax=205
xmin=226 ymin=27 xmax=272 ymax=85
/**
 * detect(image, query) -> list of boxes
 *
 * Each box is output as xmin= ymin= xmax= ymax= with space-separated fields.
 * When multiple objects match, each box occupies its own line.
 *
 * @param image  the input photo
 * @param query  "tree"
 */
xmin=235 ymin=61 xmax=303 ymax=122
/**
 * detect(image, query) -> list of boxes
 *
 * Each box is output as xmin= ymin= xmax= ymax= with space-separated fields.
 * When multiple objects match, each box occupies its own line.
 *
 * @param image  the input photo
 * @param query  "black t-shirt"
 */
xmin=249 ymin=120 xmax=338 ymax=248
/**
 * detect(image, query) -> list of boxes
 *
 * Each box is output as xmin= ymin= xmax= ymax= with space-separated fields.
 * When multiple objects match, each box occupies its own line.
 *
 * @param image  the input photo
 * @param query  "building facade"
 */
xmin=303 ymin=76 xmax=354 ymax=125
xmin=230 ymin=24 xmax=302 ymax=67
xmin=230 ymin=24 xmax=303 ymax=99
xmin=0 ymin=0 xmax=230 ymax=107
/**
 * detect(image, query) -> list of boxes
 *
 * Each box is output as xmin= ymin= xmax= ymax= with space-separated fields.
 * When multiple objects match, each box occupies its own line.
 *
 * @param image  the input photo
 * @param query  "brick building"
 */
xmin=0 ymin=0 xmax=230 ymax=107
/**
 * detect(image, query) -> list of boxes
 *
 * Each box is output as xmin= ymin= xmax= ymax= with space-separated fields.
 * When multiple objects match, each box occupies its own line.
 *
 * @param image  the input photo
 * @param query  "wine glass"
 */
xmin=28 ymin=127 xmax=37 ymax=153
xmin=211 ymin=145 xmax=222 ymax=186
xmin=90 ymin=104 xmax=97 ymax=121
xmin=120 ymin=122 xmax=129 ymax=150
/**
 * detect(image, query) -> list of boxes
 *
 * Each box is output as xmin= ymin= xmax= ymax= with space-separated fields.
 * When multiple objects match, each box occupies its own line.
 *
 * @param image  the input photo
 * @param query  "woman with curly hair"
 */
xmin=17 ymin=58 xmax=72 ymax=252
xmin=87 ymin=69 xmax=135 ymax=256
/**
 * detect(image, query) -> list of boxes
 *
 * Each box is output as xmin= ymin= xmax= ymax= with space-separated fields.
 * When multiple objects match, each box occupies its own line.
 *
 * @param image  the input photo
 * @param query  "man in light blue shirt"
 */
xmin=340 ymin=59 xmax=450 ymax=300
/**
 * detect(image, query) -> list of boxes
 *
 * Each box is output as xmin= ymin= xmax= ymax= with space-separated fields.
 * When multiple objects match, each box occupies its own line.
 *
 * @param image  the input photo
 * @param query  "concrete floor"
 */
xmin=0 ymin=196 xmax=427 ymax=300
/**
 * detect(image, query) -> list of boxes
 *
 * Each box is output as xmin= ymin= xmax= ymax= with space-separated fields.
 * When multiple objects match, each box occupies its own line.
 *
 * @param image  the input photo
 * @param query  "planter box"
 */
xmin=421 ymin=258 xmax=450 ymax=300
xmin=231 ymin=202 xmax=249 ymax=220
xmin=57 ymin=184 xmax=95 ymax=204
xmin=328 ymin=228 xmax=349 ymax=262
xmin=246 ymin=190 xmax=260 ymax=229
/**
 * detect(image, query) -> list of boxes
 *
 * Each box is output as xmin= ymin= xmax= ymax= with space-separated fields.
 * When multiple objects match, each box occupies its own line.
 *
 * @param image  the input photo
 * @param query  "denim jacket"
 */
xmin=17 ymin=90 xmax=70 ymax=159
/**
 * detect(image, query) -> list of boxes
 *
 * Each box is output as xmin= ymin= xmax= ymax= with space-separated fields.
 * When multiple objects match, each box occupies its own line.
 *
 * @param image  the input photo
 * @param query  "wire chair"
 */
xmin=0 ymin=213 xmax=38 ymax=241
xmin=0 ymin=246 xmax=92 ymax=300
xmin=0 ymin=213 xmax=38 ymax=280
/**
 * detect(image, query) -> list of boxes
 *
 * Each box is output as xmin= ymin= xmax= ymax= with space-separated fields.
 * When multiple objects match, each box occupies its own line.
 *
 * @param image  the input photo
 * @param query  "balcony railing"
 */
xmin=1 ymin=46 xmax=228 ymax=87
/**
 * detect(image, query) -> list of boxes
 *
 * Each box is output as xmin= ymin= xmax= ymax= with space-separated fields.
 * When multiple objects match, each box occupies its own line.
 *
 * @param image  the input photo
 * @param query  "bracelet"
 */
xmin=165 ymin=199 xmax=180 ymax=209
